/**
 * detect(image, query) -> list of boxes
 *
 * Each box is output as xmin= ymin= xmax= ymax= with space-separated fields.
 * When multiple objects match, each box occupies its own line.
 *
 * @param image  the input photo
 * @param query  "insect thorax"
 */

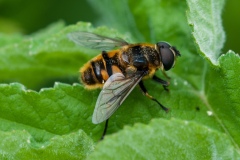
xmin=121 ymin=44 xmax=161 ymax=70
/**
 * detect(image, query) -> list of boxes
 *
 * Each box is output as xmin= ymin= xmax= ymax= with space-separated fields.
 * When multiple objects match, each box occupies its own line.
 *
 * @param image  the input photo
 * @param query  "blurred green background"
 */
xmin=0 ymin=0 xmax=239 ymax=54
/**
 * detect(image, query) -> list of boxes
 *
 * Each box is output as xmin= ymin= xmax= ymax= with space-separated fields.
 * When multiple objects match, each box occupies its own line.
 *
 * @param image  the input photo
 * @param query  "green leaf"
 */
xmin=0 ymin=82 xmax=103 ymax=140
xmin=88 ymin=0 xmax=191 ymax=45
xmin=87 ymin=119 xmax=240 ymax=160
xmin=0 ymin=83 xmax=97 ymax=159
xmin=1 ymin=0 xmax=240 ymax=159
xmin=0 ymin=130 xmax=94 ymax=160
xmin=186 ymin=0 xmax=226 ymax=65
xmin=206 ymin=51 xmax=240 ymax=147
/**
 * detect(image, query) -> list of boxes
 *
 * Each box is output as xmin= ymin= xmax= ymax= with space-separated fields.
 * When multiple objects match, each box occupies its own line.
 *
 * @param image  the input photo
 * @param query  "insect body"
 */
xmin=81 ymin=44 xmax=167 ymax=88
xmin=68 ymin=31 xmax=181 ymax=139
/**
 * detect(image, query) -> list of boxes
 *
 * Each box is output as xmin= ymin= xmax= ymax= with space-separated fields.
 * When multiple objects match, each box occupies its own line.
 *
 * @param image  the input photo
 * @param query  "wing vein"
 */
xmin=92 ymin=72 xmax=145 ymax=124
xmin=68 ymin=31 xmax=129 ymax=50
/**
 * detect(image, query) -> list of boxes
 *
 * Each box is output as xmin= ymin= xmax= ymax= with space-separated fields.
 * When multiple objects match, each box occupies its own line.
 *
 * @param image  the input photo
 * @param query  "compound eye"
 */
xmin=157 ymin=42 xmax=174 ymax=71
xmin=158 ymin=42 xmax=171 ymax=49
xmin=161 ymin=48 xmax=174 ymax=71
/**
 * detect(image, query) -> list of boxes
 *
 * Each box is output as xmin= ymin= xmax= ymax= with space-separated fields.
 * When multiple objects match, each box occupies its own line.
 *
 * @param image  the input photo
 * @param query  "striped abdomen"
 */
xmin=80 ymin=50 xmax=125 ymax=89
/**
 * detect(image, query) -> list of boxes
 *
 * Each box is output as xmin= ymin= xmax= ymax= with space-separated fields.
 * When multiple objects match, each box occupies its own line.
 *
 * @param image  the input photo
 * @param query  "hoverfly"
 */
xmin=68 ymin=31 xmax=181 ymax=139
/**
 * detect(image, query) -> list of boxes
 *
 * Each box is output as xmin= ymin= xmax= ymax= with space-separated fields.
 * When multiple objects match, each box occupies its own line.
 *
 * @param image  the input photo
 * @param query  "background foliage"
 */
xmin=0 ymin=0 xmax=239 ymax=53
xmin=0 ymin=0 xmax=239 ymax=159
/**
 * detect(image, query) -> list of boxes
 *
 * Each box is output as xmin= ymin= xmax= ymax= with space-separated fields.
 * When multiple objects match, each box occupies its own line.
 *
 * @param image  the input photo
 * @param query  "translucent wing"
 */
xmin=92 ymin=72 xmax=145 ymax=124
xmin=67 ymin=31 xmax=129 ymax=50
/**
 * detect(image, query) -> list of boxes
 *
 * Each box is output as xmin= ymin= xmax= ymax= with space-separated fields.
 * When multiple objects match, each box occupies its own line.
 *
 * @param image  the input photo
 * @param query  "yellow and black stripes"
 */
xmin=80 ymin=50 xmax=124 ymax=89
xmin=101 ymin=51 xmax=113 ymax=76
xmin=91 ymin=59 xmax=105 ymax=83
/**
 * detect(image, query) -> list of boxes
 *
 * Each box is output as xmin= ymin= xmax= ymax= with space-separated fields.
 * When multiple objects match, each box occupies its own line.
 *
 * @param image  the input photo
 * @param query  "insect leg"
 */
xmin=152 ymin=75 xmax=170 ymax=92
xmin=162 ymin=70 xmax=170 ymax=79
xmin=102 ymin=51 xmax=113 ymax=76
xmin=100 ymin=119 xmax=109 ymax=140
xmin=139 ymin=80 xmax=169 ymax=112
